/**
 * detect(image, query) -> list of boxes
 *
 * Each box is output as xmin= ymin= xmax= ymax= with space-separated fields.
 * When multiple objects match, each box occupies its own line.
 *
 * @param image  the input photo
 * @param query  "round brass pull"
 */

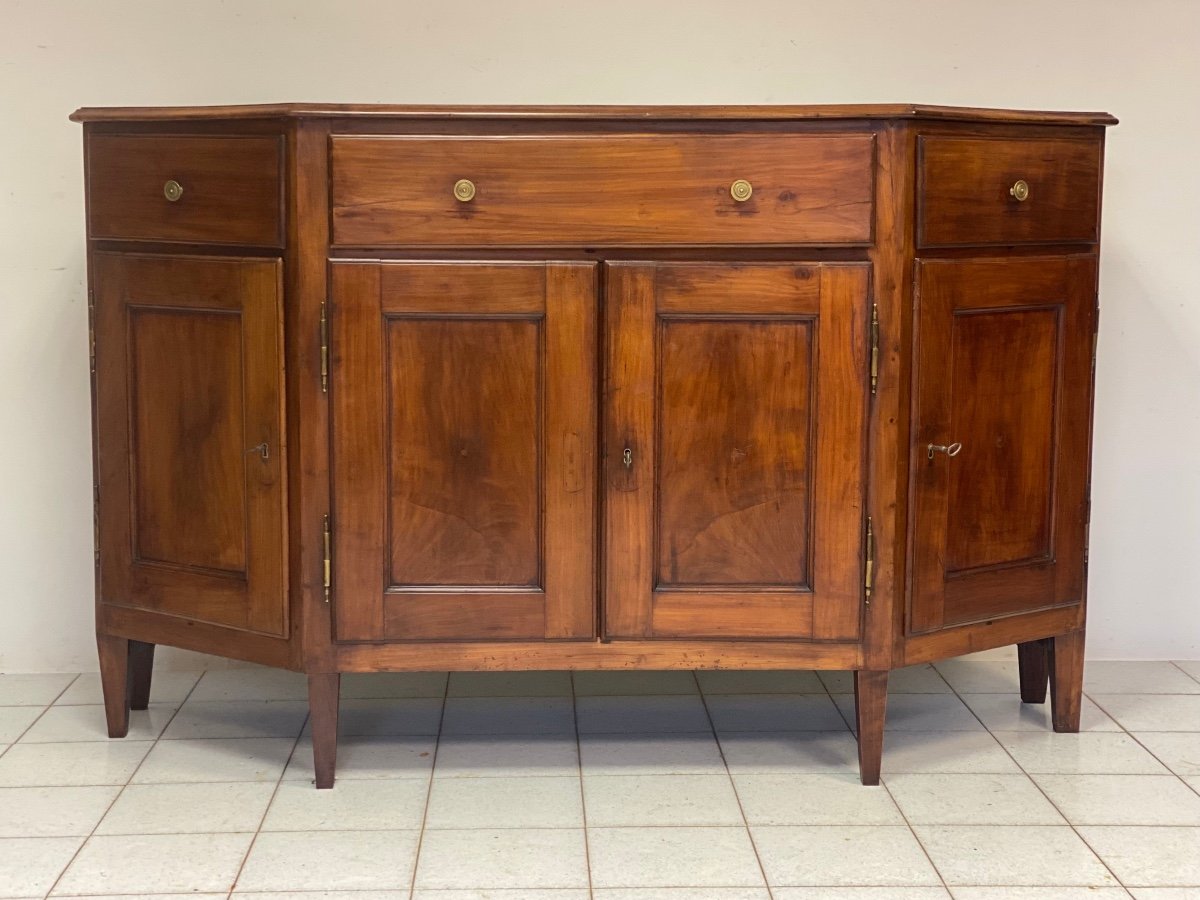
xmin=453 ymin=179 xmax=476 ymax=202
xmin=730 ymin=179 xmax=753 ymax=202
xmin=163 ymin=180 xmax=184 ymax=202
xmin=927 ymin=441 xmax=963 ymax=460
xmin=1009 ymin=179 xmax=1030 ymax=202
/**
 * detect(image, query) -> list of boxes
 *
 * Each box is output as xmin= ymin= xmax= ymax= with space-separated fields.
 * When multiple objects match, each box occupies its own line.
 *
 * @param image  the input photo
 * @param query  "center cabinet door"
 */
xmin=604 ymin=263 xmax=870 ymax=640
xmin=330 ymin=262 xmax=597 ymax=642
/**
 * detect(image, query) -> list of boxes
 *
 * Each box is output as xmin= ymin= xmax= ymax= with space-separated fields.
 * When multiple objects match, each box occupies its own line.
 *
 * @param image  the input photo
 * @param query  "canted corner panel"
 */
xmin=94 ymin=253 xmax=287 ymax=638
xmin=909 ymin=256 xmax=1094 ymax=634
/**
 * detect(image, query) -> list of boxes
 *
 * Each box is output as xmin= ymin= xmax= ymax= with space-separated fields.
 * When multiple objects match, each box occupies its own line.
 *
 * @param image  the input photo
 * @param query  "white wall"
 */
xmin=1 ymin=0 xmax=1197 ymax=671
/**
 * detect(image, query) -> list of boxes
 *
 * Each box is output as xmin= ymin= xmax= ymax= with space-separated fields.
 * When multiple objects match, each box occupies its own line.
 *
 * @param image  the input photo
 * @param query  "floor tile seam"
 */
xmin=405 ymin=667 xmax=453 ymax=900
xmin=1085 ymin=693 xmax=1200 ymax=797
xmin=939 ymin=676 xmax=1130 ymax=889
xmin=703 ymin=669 xmax=780 ymax=900
xmin=569 ymin=671 xmax=595 ymax=900
xmin=878 ymin=763 xmax=950 ymax=897
xmin=39 ymin=668 xmax=206 ymax=898
xmin=225 ymin=709 xmax=307 ymax=895
xmin=1169 ymin=660 xmax=1200 ymax=686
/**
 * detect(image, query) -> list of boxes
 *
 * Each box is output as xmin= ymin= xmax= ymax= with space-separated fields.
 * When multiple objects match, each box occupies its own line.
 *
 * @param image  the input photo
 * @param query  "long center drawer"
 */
xmin=330 ymin=134 xmax=875 ymax=246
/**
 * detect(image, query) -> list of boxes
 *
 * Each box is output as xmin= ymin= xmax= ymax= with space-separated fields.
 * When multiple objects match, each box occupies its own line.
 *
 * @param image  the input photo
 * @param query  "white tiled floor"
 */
xmin=0 ymin=658 xmax=1198 ymax=898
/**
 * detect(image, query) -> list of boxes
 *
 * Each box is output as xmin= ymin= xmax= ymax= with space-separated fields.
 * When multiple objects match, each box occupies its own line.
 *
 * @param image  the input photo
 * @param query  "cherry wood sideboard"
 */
xmin=71 ymin=103 xmax=1116 ymax=787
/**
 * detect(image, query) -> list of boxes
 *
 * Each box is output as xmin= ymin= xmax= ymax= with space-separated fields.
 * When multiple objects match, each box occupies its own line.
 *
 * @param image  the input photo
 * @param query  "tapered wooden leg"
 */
xmin=97 ymin=634 xmax=131 ymax=738
xmin=1049 ymin=630 xmax=1086 ymax=732
xmin=854 ymin=670 xmax=888 ymax=785
xmin=308 ymin=673 xmax=340 ymax=789
xmin=1017 ymin=638 xmax=1050 ymax=704
xmin=127 ymin=641 xmax=155 ymax=710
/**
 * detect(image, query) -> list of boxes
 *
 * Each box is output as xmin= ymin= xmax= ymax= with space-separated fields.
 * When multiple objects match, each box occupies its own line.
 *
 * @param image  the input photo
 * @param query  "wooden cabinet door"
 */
xmin=910 ymin=256 xmax=1097 ymax=632
xmin=94 ymin=253 xmax=287 ymax=635
xmin=604 ymin=263 xmax=870 ymax=640
xmin=330 ymin=262 xmax=597 ymax=642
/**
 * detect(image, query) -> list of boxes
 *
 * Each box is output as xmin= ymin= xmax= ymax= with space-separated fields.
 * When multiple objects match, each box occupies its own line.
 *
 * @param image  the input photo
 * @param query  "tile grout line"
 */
xmin=404 ymin=671 xmax=451 ymax=900
xmin=569 ymin=671 xmax=595 ymax=900
xmin=936 ymin=666 xmax=1131 ymax=892
xmin=226 ymin=678 xmax=309 ymax=896
xmin=39 ymin=666 xmax=205 ymax=899
xmin=1084 ymin=689 xmax=1200 ymax=801
xmin=1168 ymin=660 xmax=1200 ymax=686
xmin=830 ymin=667 xmax=950 ymax=897
xmin=4 ymin=673 xmax=84 ymax=752
xmin=694 ymin=670 xmax=776 ymax=900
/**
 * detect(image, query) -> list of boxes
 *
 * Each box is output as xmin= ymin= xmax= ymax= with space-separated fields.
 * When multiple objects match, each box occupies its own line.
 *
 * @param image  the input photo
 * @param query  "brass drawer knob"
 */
xmin=163 ymin=179 xmax=184 ymax=202
xmin=730 ymin=179 xmax=753 ymax=202
xmin=453 ymin=179 xmax=476 ymax=202
xmin=1009 ymin=179 xmax=1030 ymax=202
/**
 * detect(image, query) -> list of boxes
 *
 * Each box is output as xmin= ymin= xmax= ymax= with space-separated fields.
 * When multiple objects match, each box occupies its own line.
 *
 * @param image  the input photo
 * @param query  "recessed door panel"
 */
xmin=94 ymin=253 xmax=286 ymax=635
xmin=910 ymin=256 xmax=1096 ymax=632
xmin=387 ymin=317 xmax=541 ymax=588
xmin=331 ymin=262 xmax=597 ymax=642
xmin=604 ymin=263 xmax=869 ymax=641
xmin=657 ymin=317 xmax=813 ymax=588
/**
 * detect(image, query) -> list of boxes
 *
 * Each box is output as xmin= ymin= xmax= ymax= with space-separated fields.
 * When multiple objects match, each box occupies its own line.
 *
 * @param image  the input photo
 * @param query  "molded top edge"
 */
xmin=69 ymin=102 xmax=1118 ymax=126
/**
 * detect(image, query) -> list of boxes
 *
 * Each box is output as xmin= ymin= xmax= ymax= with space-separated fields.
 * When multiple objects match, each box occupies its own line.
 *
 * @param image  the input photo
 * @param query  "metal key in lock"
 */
xmin=927 ymin=441 xmax=962 ymax=460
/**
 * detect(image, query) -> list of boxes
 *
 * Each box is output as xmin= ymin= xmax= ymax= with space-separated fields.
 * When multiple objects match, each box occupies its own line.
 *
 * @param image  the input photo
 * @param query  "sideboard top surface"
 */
xmin=70 ymin=102 xmax=1118 ymax=126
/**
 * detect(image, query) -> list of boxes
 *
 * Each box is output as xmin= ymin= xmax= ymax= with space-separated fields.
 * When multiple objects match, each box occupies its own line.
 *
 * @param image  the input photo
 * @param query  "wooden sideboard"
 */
xmin=71 ymin=103 xmax=1116 ymax=787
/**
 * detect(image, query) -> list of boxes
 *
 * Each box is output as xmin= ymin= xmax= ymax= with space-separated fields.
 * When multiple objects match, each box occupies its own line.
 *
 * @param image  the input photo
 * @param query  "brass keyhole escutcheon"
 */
xmin=163 ymin=179 xmax=184 ymax=202
xmin=622 ymin=448 xmax=633 ymax=468
xmin=453 ymin=179 xmax=476 ymax=202
xmin=730 ymin=179 xmax=753 ymax=202
xmin=1010 ymin=179 xmax=1030 ymax=202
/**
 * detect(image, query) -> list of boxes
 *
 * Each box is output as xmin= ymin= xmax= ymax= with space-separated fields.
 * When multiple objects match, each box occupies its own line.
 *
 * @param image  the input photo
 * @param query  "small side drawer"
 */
xmin=331 ymin=134 xmax=875 ymax=246
xmin=87 ymin=135 xmax=283 ymax=246
xmin=917 ymin=136 xmax=1101 ymax=247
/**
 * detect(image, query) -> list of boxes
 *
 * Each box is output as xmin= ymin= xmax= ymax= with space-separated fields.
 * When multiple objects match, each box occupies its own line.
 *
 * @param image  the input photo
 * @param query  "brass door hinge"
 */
xmin=92 ymin=482 xmax=100 ymax=566
xmin=869 ymin=304 xmax=879 ymax=395
xmin=319 ymin=301 xmax=329 ymax=393
xmin=87 ymin=288 xmax=96 ymax=375
xmin=864 ymin=516 xmax=875 ymax=602
xmin=322 ymin=514 xmax=332 ymax=604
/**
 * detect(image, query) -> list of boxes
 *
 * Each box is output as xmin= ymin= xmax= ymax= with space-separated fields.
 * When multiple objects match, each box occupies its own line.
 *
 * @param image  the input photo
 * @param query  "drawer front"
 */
xmin=331 ymin=134 xmax=875 ymax=246
xmin=88 ymin=135 xmax=283 ymax=246
xmin=918 ymin=136 xmax=1101 ymax=247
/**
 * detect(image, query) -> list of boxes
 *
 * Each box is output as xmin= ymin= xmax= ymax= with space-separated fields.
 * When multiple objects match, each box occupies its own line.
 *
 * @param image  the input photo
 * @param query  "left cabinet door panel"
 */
xmin=95 ymin=253 xmax=287 ymax=636
xmin=330 ymin=262 xmax=598 ymax=642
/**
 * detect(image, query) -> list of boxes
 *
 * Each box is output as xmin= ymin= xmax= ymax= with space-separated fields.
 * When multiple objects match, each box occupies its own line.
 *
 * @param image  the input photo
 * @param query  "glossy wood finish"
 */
xmin=75 ymin=104 xmax=1113 ymax=789
xmin=918 ymin=136 xmax=1101 ymax=247
xmin=855 ymin=670 xmax=888 ymax=785
xmin=93 ymin=253 xmax=287 ymax=635
xmin=331 ymin=135 xmax=874 ymax=247
xmin=909 ymin=256 xmax=1096 ymax=632
xmin=604 ymin=263 xmax=868 ymax=640
xmin=330 ymin=262 xmax=596 ymax=641
xmin=88 ymin=135 xmax=283 ymax=246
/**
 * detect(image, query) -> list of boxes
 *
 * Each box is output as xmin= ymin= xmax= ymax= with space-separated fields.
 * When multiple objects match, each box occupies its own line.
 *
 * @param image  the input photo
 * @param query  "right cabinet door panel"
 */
xmin=910 ymin=256 xmax=1097 ymax=633
xmin=604 ymin=262 xmax=870 ymax=641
